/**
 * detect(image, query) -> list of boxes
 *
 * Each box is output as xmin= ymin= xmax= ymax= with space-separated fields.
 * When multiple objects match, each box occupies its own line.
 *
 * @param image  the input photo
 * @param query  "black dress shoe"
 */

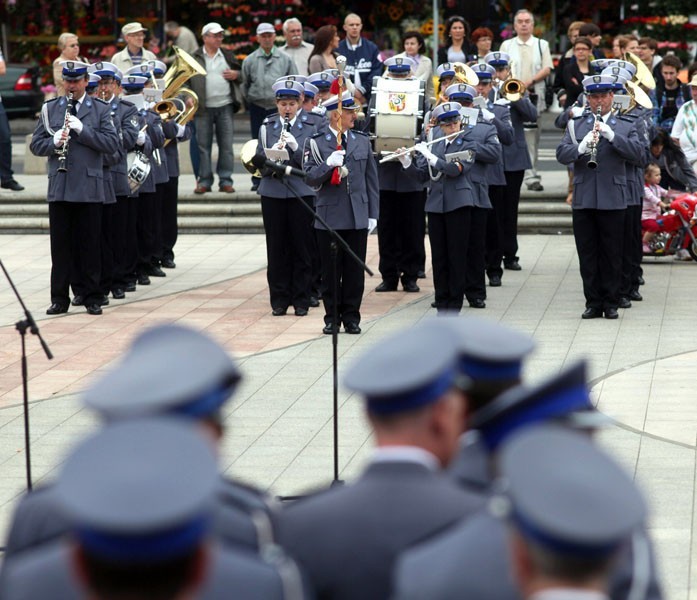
xmin=309 ymin=296 xmax=320 ymax=307
xmin=417 ymin=270 xmax=426 ymax=279
xmin=504 ymin=260 xmax=521 ymax=271
xmin=431 ymin=301 xmax=439 ymax=308
xmin=125 ymin=282 xmax=137 ymax=292
xmin=71 ymin=295 xmax=84 ymax=306
xmin=629 ymin=290 xmax=643 ymax=301
xmin=161 ymin=258 xmax=176 ymax=269
xmin=637 ymin=275 xmax=645 ymax=286
xmin=147 ymin=264 xmax=166 ymax=277
xmin=86 ymin=303 xmax=103 ymax=315
xmin=375 ymin=281 xmax=398 ymax=292
xmin=294 ymin=307 xmax=308 ymax=316
xmin=137 ymin=274 xmax=151 ymax=286
xmin=468 ymin=299 xmax=486 ymax=309
xmin=100 ymin=295 xmax=110 ymax=306
xmin=488 ymin=275 xmax=502 ymax=287
xmin=344 ymin=322 xmax=361 ymax=334
xmin=323 ymin=323 xmax=337 ymax=335
xmin=1 ymin=179 xmax=24 ymax=191
xmin=581 ymin=307 xmax=603 ymax=319
xmin=402 ymin=281 xmax=420 ymax=293
xmin=46 ymin=303 xmax=68 ymax=315
xmin=604 ymin=308 xmax=619 ymax=320
xmin=618 ymin=297 xmax=632 ymax=309
xmin=272 ymin=307 xmax=287 ymax=316
xmin=112 ymin=288 xmax=125 ymax=299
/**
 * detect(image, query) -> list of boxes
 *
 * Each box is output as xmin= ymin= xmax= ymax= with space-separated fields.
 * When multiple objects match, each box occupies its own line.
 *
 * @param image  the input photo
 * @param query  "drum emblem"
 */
xmin=388 ymin=93 xmax=407 ymax=112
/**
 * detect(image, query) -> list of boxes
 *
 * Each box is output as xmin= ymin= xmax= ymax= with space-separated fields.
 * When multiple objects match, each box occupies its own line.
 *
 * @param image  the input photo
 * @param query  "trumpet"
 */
xmin=499 ymin=78 xmax=527 ymax=102
xmin=587 ymin=106 xmax=602 ymax=170
xmin=56 ymin=92 xmax=74 ymax=173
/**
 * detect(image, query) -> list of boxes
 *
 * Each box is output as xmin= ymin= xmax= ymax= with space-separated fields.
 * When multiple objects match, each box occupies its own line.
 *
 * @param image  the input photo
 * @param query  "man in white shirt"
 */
xmin=671 ymin=75 xmax=697 ymax=167
xmin=280 ymin=18 xmax=313 ymax=77
xmin=110 ymin=22 xmax=157 ymax=73
xmin=500 ymin=9 xmax=552 ymax=192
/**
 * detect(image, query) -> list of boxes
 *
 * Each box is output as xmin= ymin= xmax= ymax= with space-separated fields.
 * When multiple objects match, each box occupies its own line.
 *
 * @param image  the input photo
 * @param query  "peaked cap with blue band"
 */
xmin=82 ymin=323 xmax=241 ymax=421
xmin=308 ymin=71 xmax=335 ymax=89
xmin=55 ymin=418 xmax=218 ymax=562
xmin=497 ymin=425 xmax=646 ymax=558
xmin=323 ymin=90 xmax=360 ymax=111
xmin=89 ymin=61 xmax=119 ymax=80
xmin=582 ymin=74 xmax=616 ymax=94
xmin=485 ymin=51 xmax=511 ymax=67
xmin=472 ymin=63 xmax=496 ymax=81
xmin=445 ymin=83 xmax=476 ymax=102
xmin=146 ymin=59 xmax=167 ymax=77
xmin=121 ymin=74 xmax=148 ymax=90
xmin=60 ymin=60 xmax=90 ymax=81
xmin=432 ymin=101 xmax=463 ymax=122
xmin=384 ymin=56 xmax=416 ymax=73
xmin=470 ymin=360 xmax=609 ymax=451
xmin=125 ymin=64 xmax=153 ymax=79
xmin=304 ymin=82 xmax=319 ymax=98
xmin=272 ymin=79 xmax=304 ymax=98
xmin=436 ymin=62 xmax=456 ymax=78
xmin=343 ymin=322 xmax=460 ymax=415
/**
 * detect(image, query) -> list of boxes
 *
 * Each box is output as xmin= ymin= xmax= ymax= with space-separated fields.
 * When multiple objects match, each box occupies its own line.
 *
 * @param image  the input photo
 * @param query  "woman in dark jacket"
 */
xmin=437 ymin=16 xmax=473 ymax=65
xmin=560 ymin=37 xmax=593 ymax=109
xmin=651 ymin=129 xmax=697 ymax=192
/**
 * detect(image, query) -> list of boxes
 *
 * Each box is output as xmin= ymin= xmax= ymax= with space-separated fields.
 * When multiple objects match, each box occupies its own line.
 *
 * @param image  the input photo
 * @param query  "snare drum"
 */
xmin=370 ymin=77 xmax=424 ymax=154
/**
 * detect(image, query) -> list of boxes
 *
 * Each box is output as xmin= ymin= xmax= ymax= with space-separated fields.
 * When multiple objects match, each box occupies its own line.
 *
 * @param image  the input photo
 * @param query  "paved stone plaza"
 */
xmin=0 ymin=231 xmax=695 ymax=598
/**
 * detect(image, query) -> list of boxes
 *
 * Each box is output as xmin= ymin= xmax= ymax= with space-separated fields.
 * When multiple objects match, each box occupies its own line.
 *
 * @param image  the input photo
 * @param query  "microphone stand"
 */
xmin=278 ymin=175 xmax=373 ymax=491
xmin=0 ymin=258 xmax=54 ymax=492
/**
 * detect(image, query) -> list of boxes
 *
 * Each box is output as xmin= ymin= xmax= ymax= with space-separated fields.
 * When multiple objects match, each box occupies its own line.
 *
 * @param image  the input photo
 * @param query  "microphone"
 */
xmin=251 ymin=154 xmax=307 ymax=179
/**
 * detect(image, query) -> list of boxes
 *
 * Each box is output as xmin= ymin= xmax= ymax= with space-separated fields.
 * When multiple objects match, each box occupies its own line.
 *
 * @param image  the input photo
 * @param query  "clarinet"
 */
xmin=586 ymin=106 xmax=602 ymax=170
xmin=56 ymin=92 xmax=74 ymax=173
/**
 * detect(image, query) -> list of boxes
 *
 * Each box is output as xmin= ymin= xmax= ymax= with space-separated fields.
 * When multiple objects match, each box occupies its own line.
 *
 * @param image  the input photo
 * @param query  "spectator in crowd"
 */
xmin=689 ymin=61 xmax=697 ymax=83
xmin=651 ymin=126 xmax=697 ymax=192
xmin=281 ymin=18 xmax=314 ymax=77
xmin=616 ymin=34 xmax=639 ymax=56
xmin=189 ymin=22 xmax=242 ymax=194
xmin=637 ymin=36 xmax=662 ymax=80
xmin=577 ymin=23 xmax=606 ymax=59
xmin=338 ymin=13 xmax=383 ymax=108
xmin=308 ymin=25 xmax=340 ymax=73
xmin=111 ymin=22 xmax=157 ymax=72
xmin=469 ymin=27 xmax=494 ymax=64
xmin=500 ymin=9 xmax=552 ymax=192
xmin=393 ymin=30 xmax=434 ymax=102
xmin=0 ymin=49 xmax=23 ymax=191
xmin=559 ymin=37 xmax=593 ymax=109
xmin=654 ymin=55 xmax=690 ymax=130
xmin=242 ymin=23 xmax=298 ymax=141
xmin=437 ymin=16 xmax=473 ymax=65
xmin=52 ymin=33 xmax=86 ymax=96
xmin=670 ymin=75 xmax=697 ymax=168
xmin=642 ymin=163 xmax=671 ymax=252
xmin=552 ymin=20 xmax=584 ymax=106
xmin=163 ymin=21 xmax=199 ymax=61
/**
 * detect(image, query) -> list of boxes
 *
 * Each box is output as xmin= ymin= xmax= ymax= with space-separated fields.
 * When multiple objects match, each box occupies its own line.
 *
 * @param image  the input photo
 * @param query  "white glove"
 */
xmin=597 ymin=122 xmax=615 ymax=142
xmin=368 ymin=218 xmax=378 ymax=234
xmin=326 ymin=150 xmax=345 ymax=167
xmin=284 ymin=133 xmax=298 ymax=152
xmin=67 ymin=115 xmax=83 ymax=134
xmin=480 ymin=108 xmax=495 ymax=122
xmin=570 ymin=105 xmax=584 ymax=118
xmin=414 ymin=142 xmax=438 ymax=166
xmin=311 ymin=105 xmax=326 ymax=115
xmin=494 ymin=98 xmax=510 ymax=106
xmin=578 ymin=130 xmax=595 ymax=155
xmin=176 ymin=124 xmax=186 ymax=138
xmin=53 ymin=129 xmax=65 ymax=147
xmin=137 ymin=130 xmax=147 ymax=146
xmin=397 ymin=150 xmax=412 ymax=168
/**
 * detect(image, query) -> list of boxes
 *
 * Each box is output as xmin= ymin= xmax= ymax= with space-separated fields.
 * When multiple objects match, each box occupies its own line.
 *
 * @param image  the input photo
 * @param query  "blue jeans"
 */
xmin=0 ymin=103 xmax=14 ymax=182
xmin=189 ymin=120 xmax=200 ymax=179
xmin=195 ymin=104 xmax=234 ymax=188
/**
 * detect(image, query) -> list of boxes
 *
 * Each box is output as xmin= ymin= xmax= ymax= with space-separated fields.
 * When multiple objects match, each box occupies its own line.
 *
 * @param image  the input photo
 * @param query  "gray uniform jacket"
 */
xmin=256 ymin=112 xmax=319 ymax=198
xmin=276 ymin=460 xmax=485 ymax=600
xmin=163 ymin=121 xmax=193 ymax=178
xmin=102 ymin=98 xmax=139 ymax=198
xmin=447 ymin=431 xmax=491 ymax=493
xmin=30 ymin=95 xmax=118 ymax=203
xmin=303 ymin=126 xmax=379 ymax=230
xmin=132 ymin=109 xmax=165 ymax=194
xmin=623 ymin=108 xmax=655 ymax=206
xmin=0 ymin=540 xmax=309 ymax=600
xmin=556 ymin=113 xmax=644 ymax=210
xmin=469 ymin=117 xmax=505 ymax=201
xmin=393 ymin=509 xmax=663 ymax=600
xmin=501 ymin=96 xmax=536 ymax=172
xmin=242 ymin=48 xmax=298 ymax=110
xmin=379 ymin=160 xmax=426 ymax=193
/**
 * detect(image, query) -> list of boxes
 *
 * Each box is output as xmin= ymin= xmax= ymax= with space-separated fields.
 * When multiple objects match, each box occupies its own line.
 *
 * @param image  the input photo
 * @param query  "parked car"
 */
xmin=0 ymin=63 xmax=43 ymax=119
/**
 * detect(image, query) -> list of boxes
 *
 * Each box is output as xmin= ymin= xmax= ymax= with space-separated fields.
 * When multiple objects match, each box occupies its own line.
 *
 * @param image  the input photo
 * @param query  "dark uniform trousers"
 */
xmin=137 ymin=191 xmax=158 ymax=274
xmin=317 ymin=228 xmax=368 ymax=326
xmin=572 ymin=208 xmax=626 ymax=310
xmin=621 ymin=203 xmax=643 ymax=298
xmin=429 ymin=207 xmax=472 ymax=311
xmin=465 ymin=206 xmax=489 ymax=302
xmin=486 ymin=170 xmax=525 ymax=277
xmin=377 ymin=190 xmax=425 ymax=286
xmin=162 ymin=176 xmax=179 ymax=262
xmin=111 ymin=195 xmax=132 ymax=289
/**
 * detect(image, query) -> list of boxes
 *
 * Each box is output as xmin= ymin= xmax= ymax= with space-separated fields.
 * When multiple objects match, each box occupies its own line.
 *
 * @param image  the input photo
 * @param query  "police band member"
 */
xmin=374 ymin=56 xmax=426 ymax=294
xmin=397 ymin=102 xmax=477 ymax=313
xmin=255 ymin=79 xmax=318 ymax=317
xmin=485 ymin=51 xmax=538 ymax=283
xmin=30 ymin=60 xmax=118 ymax=316
xmin=303 ymin=89 xmax=379 ymax=335
xmin=277 ymin=320 xmax=485 ymax=599
xmin=556 ymin=74 xmax=644 ymax=319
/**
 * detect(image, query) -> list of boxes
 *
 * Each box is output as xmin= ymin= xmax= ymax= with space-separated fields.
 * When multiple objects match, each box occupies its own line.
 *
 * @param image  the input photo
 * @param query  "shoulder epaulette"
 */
xmin=262 ymin=112 xmax=279 ymax=124
xmin=95 ymin=98 xmax=109 ymax=105
xmin=120 ymin=99 xmax=135 ymax=107
xmin=45 ymin=97 xmax=59 ymax=105
xmin=351 ymin=129 xmax=368 ymax=136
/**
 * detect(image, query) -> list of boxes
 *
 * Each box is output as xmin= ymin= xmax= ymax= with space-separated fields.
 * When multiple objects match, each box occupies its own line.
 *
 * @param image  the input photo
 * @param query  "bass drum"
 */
xmin=370 ymin=77 xmax=424 ymax=155
xmin=126 ymin=150 xmax=151 ymax=194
